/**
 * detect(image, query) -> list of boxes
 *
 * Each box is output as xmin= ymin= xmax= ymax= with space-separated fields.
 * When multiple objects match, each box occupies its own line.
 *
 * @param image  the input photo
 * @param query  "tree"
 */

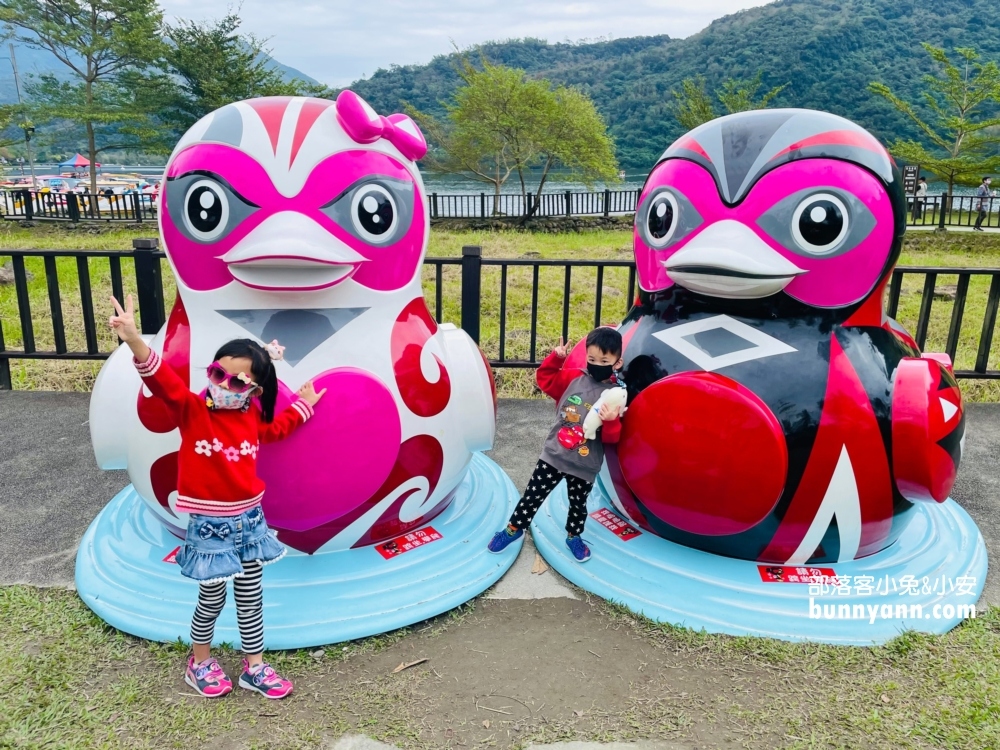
xmin=670 ymin=71 xmax=788 ymax=130
xmin=671 ymin=77 xmax=716 ymax=131
xmin=870 ymin=44 xmax=1000 ymax=198
xmin=412 ymin=58 xmax=547 ymax=213
xmin=524 ymin=85 xmax=617 ymax=219
xmin=0 ymin=0 xmax=170 ymax=193
xmin=412 ymin=57 xmax=617 ymax=216
xmin=716 ymin=70 xmax=788 ymax=114
xmin=164 ymin=13 xmax=328 ymax=130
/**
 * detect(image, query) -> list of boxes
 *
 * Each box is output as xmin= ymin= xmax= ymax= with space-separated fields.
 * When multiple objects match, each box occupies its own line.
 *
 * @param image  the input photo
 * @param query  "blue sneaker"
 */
xmin=487 ymin=527 xmax=523 ymax=553
xmin=566 ymin=535 xmax=591 ymax=562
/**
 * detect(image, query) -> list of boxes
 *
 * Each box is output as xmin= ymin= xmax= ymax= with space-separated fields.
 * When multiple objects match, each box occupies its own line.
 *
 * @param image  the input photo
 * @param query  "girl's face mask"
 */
xmin=207 ymin=381 xmax=254 ymax=410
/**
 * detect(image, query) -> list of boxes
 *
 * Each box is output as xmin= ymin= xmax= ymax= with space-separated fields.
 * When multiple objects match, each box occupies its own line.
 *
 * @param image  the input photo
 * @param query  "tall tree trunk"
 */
xmin=521 ymin=155 xmax=554 ymax=225
xmin=517 ymin=166 xmax=527 ymax=217
xmin=87 ymin=13 xmax=98 ymax=196
xmin=531 ymin=155 xmax=555 ymax=218
xmin=87 ymin=121 xmax=97 ymax=195
xmin=86 ymin=73 xmax=97 ymax=195
xmin=493 ymin=159 xmax=501 ymax=216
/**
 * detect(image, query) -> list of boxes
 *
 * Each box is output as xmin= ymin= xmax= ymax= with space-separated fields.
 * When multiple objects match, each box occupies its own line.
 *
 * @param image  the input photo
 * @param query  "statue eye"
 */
xmin=184 ymin=179 xmax=229 ymax=241
xmin=646 ymin=192 xmax=677 ymax=244
xmin=322 ymin=176 xmax=414 ymax=246
xmin=636 ymin=187 xmax=703 ymax=249
xmin=757 ymin=187 xmax=877 ymax=259
xmin=791 ymin=193 xmax=849 ymax=255
xmin=351 ymin=184 xmax=397 ymax=241
xmin=166 ymin=172 xmax=259 ymax=244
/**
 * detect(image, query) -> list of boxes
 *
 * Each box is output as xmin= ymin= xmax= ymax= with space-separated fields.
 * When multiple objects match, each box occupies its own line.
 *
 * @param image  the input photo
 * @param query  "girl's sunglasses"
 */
xmin=206 ymin=362 xmax=258 ymax=393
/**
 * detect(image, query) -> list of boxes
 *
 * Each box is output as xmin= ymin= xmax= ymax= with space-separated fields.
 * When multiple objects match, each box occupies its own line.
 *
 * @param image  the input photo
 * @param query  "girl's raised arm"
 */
xmin=111 ymin=295 xmax=199 ymax=418
xmin=109 ymin=295 xmax=150 ymax=363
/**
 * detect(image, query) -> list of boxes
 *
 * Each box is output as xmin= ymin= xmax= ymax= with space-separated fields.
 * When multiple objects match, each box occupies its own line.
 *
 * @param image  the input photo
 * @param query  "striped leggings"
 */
xmin=190 ymin=559 xmax=264 ymax=654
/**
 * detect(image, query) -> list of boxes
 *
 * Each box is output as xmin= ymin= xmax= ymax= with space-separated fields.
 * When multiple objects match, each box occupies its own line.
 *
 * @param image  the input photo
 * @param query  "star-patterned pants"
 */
xmin=509 ymin=459 xmax=593 ymax=536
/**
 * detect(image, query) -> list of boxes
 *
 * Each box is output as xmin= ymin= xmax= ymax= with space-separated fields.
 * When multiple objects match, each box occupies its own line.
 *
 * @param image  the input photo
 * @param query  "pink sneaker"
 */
xmin=238 ymin=659 xmax=293 ymax=699
xmin=184 ymin=655 xmax=233 ymax=698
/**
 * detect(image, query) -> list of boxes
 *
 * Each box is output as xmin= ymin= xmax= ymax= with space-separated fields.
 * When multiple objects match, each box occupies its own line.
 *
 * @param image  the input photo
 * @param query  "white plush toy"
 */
xmin=583 ymin=387 xmax=629 ymax=440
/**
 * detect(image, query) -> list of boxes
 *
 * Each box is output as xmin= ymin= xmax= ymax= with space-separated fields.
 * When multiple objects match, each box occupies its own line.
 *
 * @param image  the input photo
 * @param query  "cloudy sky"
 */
xmin=159 ymin=0 xmax=770 ymax=86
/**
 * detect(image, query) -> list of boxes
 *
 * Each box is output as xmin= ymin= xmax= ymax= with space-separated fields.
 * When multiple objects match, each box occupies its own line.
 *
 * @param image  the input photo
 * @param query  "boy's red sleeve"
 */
xmin=535 ymin=351 xmax=579 ymax=400
xmin=259 ymin=400 xmax=314 ymax=443
xmin=133 ymin=349 xmax=199 ymax=422
xmin=600 ymin=416 xmax=622 ymax=444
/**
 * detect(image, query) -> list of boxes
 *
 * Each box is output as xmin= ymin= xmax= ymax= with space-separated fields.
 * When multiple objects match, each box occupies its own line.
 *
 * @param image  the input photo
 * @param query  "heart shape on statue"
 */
xmin=257 ymin=368 xmax=401 ymax=531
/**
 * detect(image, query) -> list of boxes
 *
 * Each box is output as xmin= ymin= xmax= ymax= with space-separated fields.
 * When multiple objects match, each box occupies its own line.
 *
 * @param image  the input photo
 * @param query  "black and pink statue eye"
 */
xmin=756 ymin=187 xmax=877 ymax=259
xmin=166 ymin=171 xmax=259 ymax=244
xmin=320 ymin=176 xmax=414 ymax=247
xmin=636 ymin=187 xmax=703 ymax=250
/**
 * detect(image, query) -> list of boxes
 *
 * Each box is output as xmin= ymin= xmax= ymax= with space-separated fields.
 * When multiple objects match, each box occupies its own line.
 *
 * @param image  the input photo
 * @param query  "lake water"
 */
xmin=18 ymin=164 xmax=987 ymax=197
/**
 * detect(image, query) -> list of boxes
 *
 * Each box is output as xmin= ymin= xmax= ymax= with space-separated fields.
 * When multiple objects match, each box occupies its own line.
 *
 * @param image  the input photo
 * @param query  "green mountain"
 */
xmin=0 ymin=42 xmax=319 ymax=107
xmin=345 ymin=0 xmax=1000 ymax=169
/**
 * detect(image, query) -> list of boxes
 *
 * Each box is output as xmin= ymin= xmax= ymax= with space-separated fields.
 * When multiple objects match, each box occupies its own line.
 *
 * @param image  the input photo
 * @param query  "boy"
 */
xmin=488 ymin=327 xmax=626 ymax=562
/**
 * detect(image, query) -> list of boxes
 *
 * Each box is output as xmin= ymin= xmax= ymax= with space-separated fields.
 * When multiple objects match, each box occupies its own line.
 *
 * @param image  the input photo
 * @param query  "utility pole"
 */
xmin=8 ymin=44 xmax=36 ymax=188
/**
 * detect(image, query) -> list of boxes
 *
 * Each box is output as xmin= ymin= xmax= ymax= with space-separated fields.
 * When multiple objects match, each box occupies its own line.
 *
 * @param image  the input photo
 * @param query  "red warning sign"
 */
xmin=375 ymin=527 xmax=443 ymax=560
xmin=163 ymin=546 xmax=180 ymax=564
xmin=758 ymin=565 xmax=839 ymax=585
xmin=589 ymin=508 xmax=642 ymax=541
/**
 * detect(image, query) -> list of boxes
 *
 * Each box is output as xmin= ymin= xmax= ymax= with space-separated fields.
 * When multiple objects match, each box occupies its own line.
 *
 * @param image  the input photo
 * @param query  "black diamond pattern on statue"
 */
xmin=217 ymin=308 xmax=369 ymax=365
xmin=682 ymin=327 xmax=759 ymax=358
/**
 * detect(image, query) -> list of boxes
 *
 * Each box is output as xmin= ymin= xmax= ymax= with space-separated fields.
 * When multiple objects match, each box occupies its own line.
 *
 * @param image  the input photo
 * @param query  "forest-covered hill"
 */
xmin=0 ymin=43 xmax=319 ymax=108
xmin=345 ymin=0 xmax=1000 ymax=168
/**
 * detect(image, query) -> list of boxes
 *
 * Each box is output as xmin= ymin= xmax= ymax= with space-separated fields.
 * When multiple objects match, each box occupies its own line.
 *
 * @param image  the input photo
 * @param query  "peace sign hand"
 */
xmin=553 ymin=336 xmax=569 ymax=358
xmin=109 ymin=295 xmax=140 ymax=344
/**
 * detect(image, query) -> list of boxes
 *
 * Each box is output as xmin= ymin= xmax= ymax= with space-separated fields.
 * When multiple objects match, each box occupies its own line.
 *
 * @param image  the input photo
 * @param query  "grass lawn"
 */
xmin=2 ymin=585 xmax=998 ymax=749
xmin=1 ymin=223 xmax=998 ymax=400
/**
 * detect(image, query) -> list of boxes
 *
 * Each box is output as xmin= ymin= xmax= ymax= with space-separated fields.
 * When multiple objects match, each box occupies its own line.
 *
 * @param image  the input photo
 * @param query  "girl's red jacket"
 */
xmin=134 ymin=349 xmax=313 ymax=516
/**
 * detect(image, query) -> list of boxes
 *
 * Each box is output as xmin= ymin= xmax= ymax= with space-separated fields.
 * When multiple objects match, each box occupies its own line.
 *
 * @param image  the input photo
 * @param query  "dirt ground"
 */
xmin=337 ymin=598 xmax=780 ymax=749
xmin=126 ymin=596 xmax=814 ymax=750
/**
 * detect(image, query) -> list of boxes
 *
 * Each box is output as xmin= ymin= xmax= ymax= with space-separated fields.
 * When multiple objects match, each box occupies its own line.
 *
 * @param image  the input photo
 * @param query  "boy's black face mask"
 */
xmin=587 ymin=362 xmax=615 ymax=382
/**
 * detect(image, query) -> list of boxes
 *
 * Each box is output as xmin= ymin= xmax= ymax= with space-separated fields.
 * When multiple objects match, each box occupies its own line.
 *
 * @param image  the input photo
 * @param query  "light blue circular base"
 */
xmin=532 ymin=481 xmax=987 ymax=646
xmin=76 ymin=453 xmax=522 ymax=649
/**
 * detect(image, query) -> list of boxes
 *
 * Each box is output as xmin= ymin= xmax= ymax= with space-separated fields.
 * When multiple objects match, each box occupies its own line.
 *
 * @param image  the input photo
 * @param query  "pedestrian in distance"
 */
xmin=913 ymin=176 xmax=927 ymax=222
xmin=487 ymin=328 xmax=627 ymax=563
xmin=108 ymin=294 xmax=326 ymax=700
xmin=974 ymin=176 xmax=992 ymax=231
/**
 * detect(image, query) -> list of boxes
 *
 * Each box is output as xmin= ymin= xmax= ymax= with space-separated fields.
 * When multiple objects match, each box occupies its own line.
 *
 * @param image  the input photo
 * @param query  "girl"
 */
xmin=109 ymin=295 xmax=325 ymax=700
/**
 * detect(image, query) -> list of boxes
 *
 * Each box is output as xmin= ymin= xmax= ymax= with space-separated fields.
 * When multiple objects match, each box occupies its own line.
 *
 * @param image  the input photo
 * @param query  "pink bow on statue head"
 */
xmin=335 ymin=90 xmax=428 ymax=161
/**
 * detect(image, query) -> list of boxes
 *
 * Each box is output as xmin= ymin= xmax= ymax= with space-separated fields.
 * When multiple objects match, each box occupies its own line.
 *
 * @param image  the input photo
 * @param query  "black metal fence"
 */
xmin=429 ymin=189 xmax=639 ymax=219
xmin=0 ymin=189 xmax=157 ymax=222
xmin=907 ymin=193 xmax=1000 ymax=230
xmin=1 ymin=242 xmax=999 ymax=389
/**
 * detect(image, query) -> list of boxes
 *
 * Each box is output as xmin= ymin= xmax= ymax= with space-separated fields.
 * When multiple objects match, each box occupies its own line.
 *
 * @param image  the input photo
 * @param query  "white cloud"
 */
xmin=159 ymin=0 xmax=770 ymax=86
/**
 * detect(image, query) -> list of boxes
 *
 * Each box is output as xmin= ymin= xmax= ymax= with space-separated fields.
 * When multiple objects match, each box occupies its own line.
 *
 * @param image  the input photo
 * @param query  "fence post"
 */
xmin=480 ymin=192 xmax=486 ymax=218
xmin=565 ymin=190 xmax=572 ymax=218
xmin=432 ymin=192 xmax=438 ymax=219
xmin=66 ymin=193 xmax=81 ymax=223
xmin=460 ymin=245 xmax=482 ymax=344
xmin=21 ymin=189 xmax=32 ymax=220
xmin=132 ymin=238 xmax=165 ymax=334
xmin=937 ymin=192 xmax=947 ymax=231
xmin=603 ymin=189 xmax=610 ymax=217
xmin=133 ymin=193 xmax=143 ymax=223
xmin=0 ymin=317 xmax=10 ymax=390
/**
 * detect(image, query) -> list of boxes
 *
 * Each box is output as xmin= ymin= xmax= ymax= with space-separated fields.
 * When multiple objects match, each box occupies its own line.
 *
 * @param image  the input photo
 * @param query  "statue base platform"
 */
xmin=75 ymin=453 xmax=521 ymax=649
xmin=531 ymin=482 xmax=986 ymax=646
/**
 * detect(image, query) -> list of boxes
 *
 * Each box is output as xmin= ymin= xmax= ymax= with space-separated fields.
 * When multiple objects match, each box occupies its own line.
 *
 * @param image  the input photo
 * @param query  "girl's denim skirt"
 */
xmin=175 ymin=505 xmax=286 ymax=583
